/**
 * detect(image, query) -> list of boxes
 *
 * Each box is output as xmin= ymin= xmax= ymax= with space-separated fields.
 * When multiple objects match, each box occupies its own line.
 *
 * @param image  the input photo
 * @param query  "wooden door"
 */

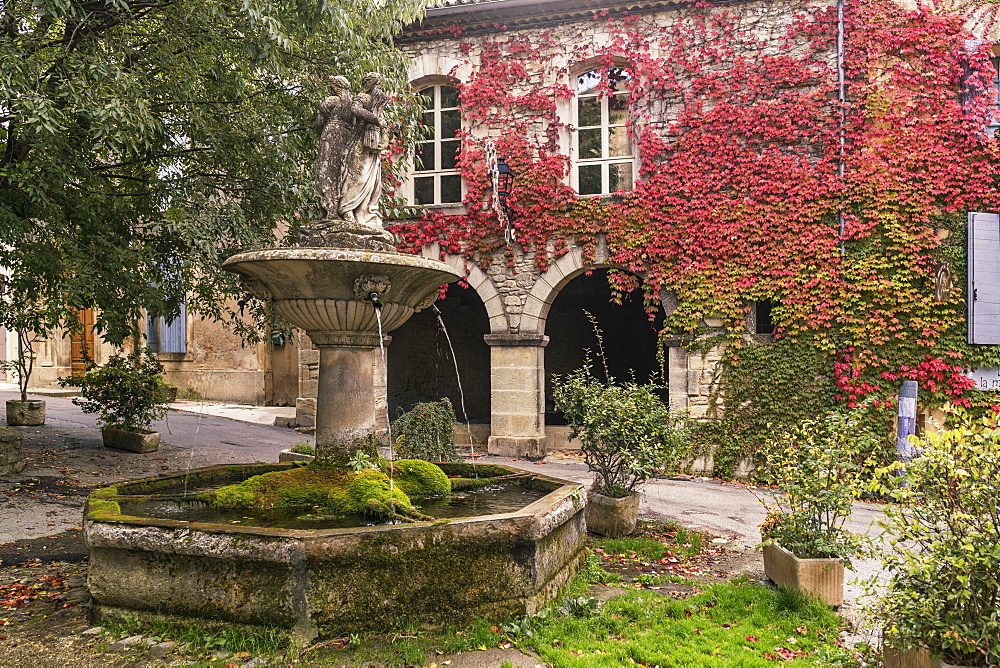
xmin=271 ymin=335 xmax=300 ymax=406
xmin=70 ymin=309 xmax=95 ymax=377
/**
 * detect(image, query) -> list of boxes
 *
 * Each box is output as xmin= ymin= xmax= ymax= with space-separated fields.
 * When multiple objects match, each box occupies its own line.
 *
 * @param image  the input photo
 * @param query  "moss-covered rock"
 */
xmin=388 ymin=459 xmax=451 ymax=497
xmin=209 ymin=465 xmax=412 ymax=517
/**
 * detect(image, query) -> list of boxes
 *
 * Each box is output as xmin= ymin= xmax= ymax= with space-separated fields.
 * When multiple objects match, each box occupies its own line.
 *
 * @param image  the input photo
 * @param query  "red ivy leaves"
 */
xmin=388 ymin=0 xmax=1000 ymax=410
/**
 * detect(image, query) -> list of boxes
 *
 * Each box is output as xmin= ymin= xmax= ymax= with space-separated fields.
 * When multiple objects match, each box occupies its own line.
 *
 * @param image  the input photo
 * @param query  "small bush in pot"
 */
xmin=871 ymin=408 xmax=1000 ymax=666
xmin=756 ymin=406 xmax=877 ymax=565
xmin=0 ymin=296 xmax=65 ymax=426
xmin=552 ymin=360 xmax=690 ymax=536
xmin=66 ymin=349 xmax=170 ymax=433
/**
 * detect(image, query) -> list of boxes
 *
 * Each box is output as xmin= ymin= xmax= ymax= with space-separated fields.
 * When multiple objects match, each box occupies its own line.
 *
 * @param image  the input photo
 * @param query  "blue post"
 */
xmin=896 ymin=380 xmax=919 ymax=462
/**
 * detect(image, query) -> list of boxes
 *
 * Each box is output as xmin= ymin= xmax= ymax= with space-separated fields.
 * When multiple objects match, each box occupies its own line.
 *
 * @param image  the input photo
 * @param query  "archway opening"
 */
xmin=544 ymin=269 xmax=664 ymax=424
xmin=386 ymin=282 xmax=490 ymax=424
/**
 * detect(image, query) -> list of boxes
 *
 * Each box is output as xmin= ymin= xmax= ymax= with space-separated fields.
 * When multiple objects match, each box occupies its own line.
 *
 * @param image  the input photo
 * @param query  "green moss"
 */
xmin=389 ymin=459 xmax=450 ymax=497
xmin=214 ymin=484 xmax=257 ymax=508
xmin=208 ymin=465 xmax=411 ymax=517
xmin=337 ymin=469 xmax=411 ymax=513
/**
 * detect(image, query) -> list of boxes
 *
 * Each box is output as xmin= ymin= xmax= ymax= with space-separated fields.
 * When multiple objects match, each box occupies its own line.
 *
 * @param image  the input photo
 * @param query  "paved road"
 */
xmin=0 ymin=390 xmax=313 ymax=560
xmin=0 ymin=391 xmax=885 ymax=638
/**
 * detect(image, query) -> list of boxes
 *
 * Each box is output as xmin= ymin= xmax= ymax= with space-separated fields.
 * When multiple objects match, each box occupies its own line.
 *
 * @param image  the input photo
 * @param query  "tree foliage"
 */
xmin=0 ymin=0 xmax=427 ymax=344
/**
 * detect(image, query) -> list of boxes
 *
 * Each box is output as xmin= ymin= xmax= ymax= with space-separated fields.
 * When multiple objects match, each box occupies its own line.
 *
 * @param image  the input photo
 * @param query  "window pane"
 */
xmin=440 ymin=139 xmax=460 ymax=170
xmin=578 ymin=164 xmax=602 ymax=195
xmin=440 ymin=174 xmax=462 ymax=203
xmin=577 ymin=96 xmax=601 ymax=127
xmin=610 ymin=162 xmax=633 ymax=192
xmin=578 ymin=70 xmax=601 ymax=94
xmin=421 ymin=111 xmax=435 ymax=134
xmin=440 ymin=109 xmax=460 ymax=139
xmin=578 ymin=128 xmax=602 ymax=159
xmin=416 ymin=142 xmax=435 ymax=171
xmin=608 ymin=125 xmax=630 ymax=157
xmin=414 ymin=176 xmax=434 ymax=205
xmin=440 ymin=85 xmax=460 ymax=108
xmin=419 ymin=90 xmax=434 ymax=110
xmin=609 ymin=93 xmax=629 ymax=125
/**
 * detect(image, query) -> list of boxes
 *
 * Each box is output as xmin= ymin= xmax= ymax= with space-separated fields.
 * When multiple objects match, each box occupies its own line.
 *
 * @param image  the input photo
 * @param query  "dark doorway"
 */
xmin=386 ymin=283 xmax=490 ymax=423
xmin=544 ymin=269 xmax=663 ymax=424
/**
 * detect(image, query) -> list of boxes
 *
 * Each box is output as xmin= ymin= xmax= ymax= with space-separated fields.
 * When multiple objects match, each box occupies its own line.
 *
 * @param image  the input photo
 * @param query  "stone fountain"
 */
xmin=83 ymin=73 xmax=585 ymax=643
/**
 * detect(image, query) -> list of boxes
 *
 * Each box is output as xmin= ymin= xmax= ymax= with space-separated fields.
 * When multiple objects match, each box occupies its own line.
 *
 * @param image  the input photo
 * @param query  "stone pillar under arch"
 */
xmin=484 ymin=333 xmax=548 ymax=460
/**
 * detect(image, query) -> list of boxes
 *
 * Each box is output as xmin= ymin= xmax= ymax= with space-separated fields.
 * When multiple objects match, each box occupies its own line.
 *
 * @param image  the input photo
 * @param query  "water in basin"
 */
xmin=117 ymin=479 xmax=549 ymax=530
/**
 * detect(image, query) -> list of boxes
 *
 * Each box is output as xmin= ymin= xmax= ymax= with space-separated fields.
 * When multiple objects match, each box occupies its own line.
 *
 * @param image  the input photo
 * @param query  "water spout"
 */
xmin=432 ymin=304 xmax=477 ymax=469
xmin=374 ymin=306 xmax=394 ymax=493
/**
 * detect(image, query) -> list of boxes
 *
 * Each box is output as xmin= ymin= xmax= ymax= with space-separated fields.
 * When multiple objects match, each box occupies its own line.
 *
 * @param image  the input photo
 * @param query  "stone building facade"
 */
xmin=372 ymin=0 xmax=814 ymax=458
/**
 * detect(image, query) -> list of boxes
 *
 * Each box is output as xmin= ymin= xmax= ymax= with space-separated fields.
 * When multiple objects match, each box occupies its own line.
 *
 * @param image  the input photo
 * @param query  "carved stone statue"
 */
xmin=299 ymin=73 xmax=396 ymax=252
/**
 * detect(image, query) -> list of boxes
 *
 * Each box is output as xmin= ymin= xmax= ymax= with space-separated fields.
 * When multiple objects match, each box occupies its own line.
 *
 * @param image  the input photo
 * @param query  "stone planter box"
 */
xmin=101 ymin=427 xmax=160 ymax=453
xmin=84 ymin=462 xmax=587 ymax=644
xmin=0 ymin=429 xmax=24 ymax=475
xmin=586 ymin=490 xmax=641 ymax=537
xmin=762 ymin=542 xmax=844 ymax=606
xmin=5 ymin=399 xmax=45 ymax=426
xmin=883 ymin=642 xmax=980 ymax=668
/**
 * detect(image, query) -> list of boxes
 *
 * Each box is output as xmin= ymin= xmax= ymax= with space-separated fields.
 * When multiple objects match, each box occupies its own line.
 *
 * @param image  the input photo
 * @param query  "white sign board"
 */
xmin=965 ymin=367 xmax=1000 ymax=390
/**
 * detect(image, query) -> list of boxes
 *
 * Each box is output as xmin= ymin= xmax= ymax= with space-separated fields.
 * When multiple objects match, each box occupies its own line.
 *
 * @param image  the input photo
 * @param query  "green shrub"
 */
xmin=871 ymin=408 xmax=1000 ymax=665
xmin=552 ymin=361 xmax=691 ymax=498
xmin=392 ymin=398 xmax=460 ymax=462
xmin=290 ymin=441 xmax=315 ymax=456
xmin=64 ymin=349 xmax=170 ymax=431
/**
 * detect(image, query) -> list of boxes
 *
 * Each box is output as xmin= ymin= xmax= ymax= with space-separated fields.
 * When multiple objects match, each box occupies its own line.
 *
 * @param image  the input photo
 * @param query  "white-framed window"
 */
xmin=413 ymin=84 xmax=462 ymax=205
xmin=575 ymin=67 xmax=634 ymax=196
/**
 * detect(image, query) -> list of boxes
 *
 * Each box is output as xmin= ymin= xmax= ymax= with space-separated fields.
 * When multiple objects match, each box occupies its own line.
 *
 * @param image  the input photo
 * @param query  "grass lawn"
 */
xmin=316 ymin=521 xmax=862 ymax=667
xmin=84 ymin=521 xmax=864 ymax=666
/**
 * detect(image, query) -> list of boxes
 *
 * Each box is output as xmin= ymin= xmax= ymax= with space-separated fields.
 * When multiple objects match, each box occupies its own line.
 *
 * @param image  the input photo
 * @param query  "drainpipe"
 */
xmin=837 ymin=0 xmax=846 ymax=256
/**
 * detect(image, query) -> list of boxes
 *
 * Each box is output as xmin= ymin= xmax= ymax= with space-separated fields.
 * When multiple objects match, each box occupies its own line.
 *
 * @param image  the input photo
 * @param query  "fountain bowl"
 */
xmin=222 ymin=247 xmax=460 ymax=334
xmin=84 ymin=462 xmax=587 ymax=643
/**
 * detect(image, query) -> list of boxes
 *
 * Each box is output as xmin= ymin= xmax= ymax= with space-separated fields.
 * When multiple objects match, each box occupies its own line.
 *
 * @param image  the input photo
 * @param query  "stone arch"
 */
xmin=519 ymin=240 xmax=613 ymax=335
xmin=419 ymin=243 xmax=507 ymax=333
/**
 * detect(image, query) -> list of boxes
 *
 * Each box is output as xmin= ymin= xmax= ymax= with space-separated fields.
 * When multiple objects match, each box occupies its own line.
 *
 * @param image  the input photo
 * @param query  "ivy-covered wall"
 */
xmin=392 ymin=0 xmax=1000 ymax=469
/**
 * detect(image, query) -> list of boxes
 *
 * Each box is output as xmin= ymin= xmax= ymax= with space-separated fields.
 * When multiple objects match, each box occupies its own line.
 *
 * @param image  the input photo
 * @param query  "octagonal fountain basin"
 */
xmin=84 ymin=462 xmax=586 ymax=644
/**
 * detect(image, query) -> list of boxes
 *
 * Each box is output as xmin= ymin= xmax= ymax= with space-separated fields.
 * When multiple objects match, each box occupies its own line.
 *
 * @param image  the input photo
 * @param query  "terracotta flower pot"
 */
xmin=101 ymin=427 xmax=160 ymax=453
xmin=762 ymin=542 xmax=844 ymax=606
xmin=5 ymin=399 xmax=45 ymax=426
xmin=586 ymin=490 xmax=641 ymax=537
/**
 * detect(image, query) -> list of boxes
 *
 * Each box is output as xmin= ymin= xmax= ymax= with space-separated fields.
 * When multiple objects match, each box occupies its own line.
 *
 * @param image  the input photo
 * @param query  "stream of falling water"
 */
xmin=374 ymin=306 xmax=395 ymax=493
xmin=433 ymin=305 xmax=478 ymax=475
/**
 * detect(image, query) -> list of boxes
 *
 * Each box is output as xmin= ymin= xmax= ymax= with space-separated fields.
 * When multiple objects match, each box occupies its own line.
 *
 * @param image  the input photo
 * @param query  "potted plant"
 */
xmin=756 ymin=407 xmax=876 ymax=606
xmin=873 ymin=408 xmax=1000 ymax=668
xmin=2 ymin=326 xmax=45 ymax=426
xmin=67 ymin=349 xmax=170 ymax=453
xmin=552 ymin=361 xmax=690 ymax=537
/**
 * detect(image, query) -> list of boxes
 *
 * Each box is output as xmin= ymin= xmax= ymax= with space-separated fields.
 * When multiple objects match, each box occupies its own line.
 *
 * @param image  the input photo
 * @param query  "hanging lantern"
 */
xmin=494 ymin=157 xmax=515 ymax=209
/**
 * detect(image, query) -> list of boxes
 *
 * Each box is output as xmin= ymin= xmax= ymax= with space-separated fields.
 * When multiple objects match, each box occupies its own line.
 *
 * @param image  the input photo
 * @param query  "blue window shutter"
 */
xmin=160 ymin=303 xmax=187 ymax=353
xmin=968 ymin=212 xmax=1000 ymax=344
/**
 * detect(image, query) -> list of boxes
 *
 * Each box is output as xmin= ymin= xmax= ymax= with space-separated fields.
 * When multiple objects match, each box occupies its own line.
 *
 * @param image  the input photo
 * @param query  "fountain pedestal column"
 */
xmin=310 ymin=332 xmax=381 ymax=465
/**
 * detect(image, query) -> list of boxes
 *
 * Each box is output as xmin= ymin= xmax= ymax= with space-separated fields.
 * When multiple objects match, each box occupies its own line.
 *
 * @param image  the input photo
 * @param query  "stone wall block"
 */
xmin=300 ymin=379 xmax=319 ymax=399
xmin=489 ymin=314 xmax=509 ymax=333
xmin=0 ymin=429 xmax=25 ymax=475
xmin=686 ymin=371 xmax=701 ymax=393
xmin=300 ymin=349 xmax=320 ymax=365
